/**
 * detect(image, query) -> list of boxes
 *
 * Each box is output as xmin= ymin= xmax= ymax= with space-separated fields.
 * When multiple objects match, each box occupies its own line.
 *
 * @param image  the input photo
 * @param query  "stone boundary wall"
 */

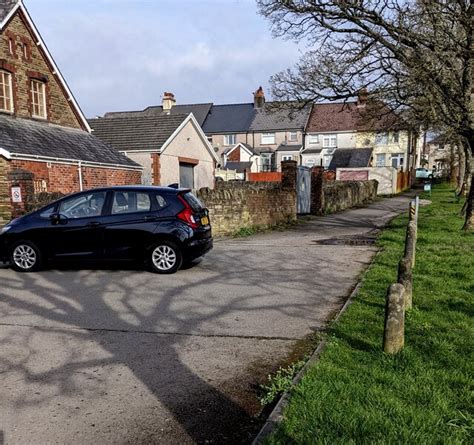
xmin=322 ymin=180 xmax=378 ymax=214
xmin=197 ymin=161 xmax=297 ymax=237
xmin=0 ymin=157 xmax=10 ymax=223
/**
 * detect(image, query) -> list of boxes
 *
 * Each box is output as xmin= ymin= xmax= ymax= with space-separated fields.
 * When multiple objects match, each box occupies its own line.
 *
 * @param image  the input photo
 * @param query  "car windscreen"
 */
xmin=182 ymin=192 xmax=205 ymax=211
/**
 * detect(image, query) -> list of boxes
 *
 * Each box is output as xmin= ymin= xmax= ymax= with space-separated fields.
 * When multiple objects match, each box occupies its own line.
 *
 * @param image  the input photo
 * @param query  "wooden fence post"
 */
xmin=383 ymin=283 xmax=406 ymax=354
xmin=398 ymin=257 xmax=413 ymax=310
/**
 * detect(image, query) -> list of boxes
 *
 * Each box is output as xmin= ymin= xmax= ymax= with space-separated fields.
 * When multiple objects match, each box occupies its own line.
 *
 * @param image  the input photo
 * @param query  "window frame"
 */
xmin=282 ymin=155 xmax=293 ymax=161
xmin=322 ymin=134 xmax=337 ymax=148
xmin=376 ymin=153 xmax=386 ymax=167
xmin=288 ymin=131 xmax=298 ymax=142
xmin=308 ymin=134 xmax=319 ymax=144
xmin=376 ymin=132 xmax=389 ymax=145
xmin=0 ymin=70 xmax=14 ymax=113
xmin=223 ymin=134 xmax=236 ymax=146
xmin=261 ymin=132 xmax=276 ymax=145
xmin=391 ymin=153 xmax=405 ymax=169
xmin=30 ymin=79 xmax=47 ymax=119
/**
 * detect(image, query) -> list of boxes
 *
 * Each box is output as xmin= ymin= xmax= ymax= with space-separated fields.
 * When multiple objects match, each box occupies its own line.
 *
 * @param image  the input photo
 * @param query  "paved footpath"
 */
xmin=0 ymin=195 xmax=411 ymax=444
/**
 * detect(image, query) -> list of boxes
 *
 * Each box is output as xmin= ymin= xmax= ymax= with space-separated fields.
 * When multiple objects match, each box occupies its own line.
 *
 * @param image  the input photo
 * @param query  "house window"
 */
xmin=0 ymin=71 xmax=13 ymax=112
xmin=391 ymin=131 xmax=400 ymax=143
xmin=309 ymin=134 xmax=319 ymax=144
xmin=305 ymin=158 xmax=316 ymax=167
xmin=288 ymin=131 xmax=298 ymax=142
xmin=21 ymin=42 xmax=28 ymax=60
xmin=30 ymin=80 xmax=47 ymax=118
xmin=376 ymin=153 xmax=386 ymax=167
xmin=261 ymin=133 xmax=276 ymax=145
xmin=322 ymin=134 xmax=337 ymax=148
xmin=224 ymin=134 xmax=236 ymax=146
xmin=260 ymin=153 xmax=273 ymax=171
xmin=376 ymin=132 xmax=389 ymax=145
xmin=391 ymin=153 xmax=405 ymax=169
xmin=282 ymin=155 xmax=293 ymax=161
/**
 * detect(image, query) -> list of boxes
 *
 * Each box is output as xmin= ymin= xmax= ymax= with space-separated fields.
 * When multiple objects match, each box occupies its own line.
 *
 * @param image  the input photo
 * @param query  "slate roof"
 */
xmin=224 ymin=161 xmax=253 ymax=173
xmin=0 ymin=115 xmax=140 ymax=168
xmin=328 ymin=148 xmax=373 ymax=170
xmin=307 ymin=102 xmax=404 ymax=133
xmin=202 ymin=103 xmax=255 ymax=134
xmin=89 ymin=114 xmax=188 ymax=152
xmin=104 ymin=103 xmax=212 ymax=127
xmin=0 ymin=0 xmax=17 ymax=23
xmin=276 ymin=143 xmax=302 ymax=152
xmin=302 ymin=148 xmax=323 ymax=154
xmin=250 ymin=102 xmax=312 ymax=132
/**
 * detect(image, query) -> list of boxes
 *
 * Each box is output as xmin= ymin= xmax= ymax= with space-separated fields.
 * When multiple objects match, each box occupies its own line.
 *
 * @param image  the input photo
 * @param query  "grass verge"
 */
xmin=267 ymin=184 xmax=473 ymax=444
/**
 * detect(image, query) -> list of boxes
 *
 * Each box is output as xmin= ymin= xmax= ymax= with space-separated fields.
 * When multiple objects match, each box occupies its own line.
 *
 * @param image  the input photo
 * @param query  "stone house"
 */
xmin=89 ymin=113 xmax=220 ymax=189
xmin=303 ymin=100 xmax=421 ymax=172
xmin=0 ymin=0 xmax=141 ymax=222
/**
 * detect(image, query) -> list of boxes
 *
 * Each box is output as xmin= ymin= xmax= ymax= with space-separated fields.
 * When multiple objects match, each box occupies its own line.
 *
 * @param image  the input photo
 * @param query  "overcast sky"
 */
xmin=25 ymin=0 xmax=303 ymax=118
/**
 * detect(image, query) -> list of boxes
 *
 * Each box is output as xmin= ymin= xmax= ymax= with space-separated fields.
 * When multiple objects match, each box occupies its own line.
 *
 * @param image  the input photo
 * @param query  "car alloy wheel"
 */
xmin=150 ymin=241 xmax=183 ymax=274
xmin=12 ymin=243 xmax=40 ymax=271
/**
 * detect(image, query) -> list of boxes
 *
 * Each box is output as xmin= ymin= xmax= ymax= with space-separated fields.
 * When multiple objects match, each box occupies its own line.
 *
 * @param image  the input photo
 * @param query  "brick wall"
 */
xmin=197 ymin=182 xmax=296 ymax=237
xmin=1 ymin=159 xmax=141 ymax=219
xmin=322 ymin=180 xmax=378 ymax=214
xmin=1 ymin=12 xmax=82 ymax=129
xmin=8 ymin=160 xmax=141 ymax=194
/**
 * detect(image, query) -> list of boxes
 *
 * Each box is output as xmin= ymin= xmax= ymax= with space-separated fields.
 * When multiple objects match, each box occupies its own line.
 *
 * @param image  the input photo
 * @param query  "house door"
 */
xmin=179 ymin=163 xmax=195 ymax=189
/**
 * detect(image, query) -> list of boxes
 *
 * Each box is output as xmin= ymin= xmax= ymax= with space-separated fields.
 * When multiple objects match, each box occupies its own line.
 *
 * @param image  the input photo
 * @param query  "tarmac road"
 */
xmin=0 ymin=195 xmax=412 ymax=444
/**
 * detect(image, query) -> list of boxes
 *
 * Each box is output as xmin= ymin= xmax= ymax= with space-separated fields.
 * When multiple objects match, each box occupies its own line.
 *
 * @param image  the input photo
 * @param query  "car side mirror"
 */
xmin=50 ymin=213 xmax=68 ymax=225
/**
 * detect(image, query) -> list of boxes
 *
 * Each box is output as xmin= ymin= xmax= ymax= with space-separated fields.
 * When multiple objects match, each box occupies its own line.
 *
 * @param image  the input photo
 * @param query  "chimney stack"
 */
xmin=162 ymin=92 xmax=176 ymax=114
xmin=253 ymin=86 xmax=265 ymax=109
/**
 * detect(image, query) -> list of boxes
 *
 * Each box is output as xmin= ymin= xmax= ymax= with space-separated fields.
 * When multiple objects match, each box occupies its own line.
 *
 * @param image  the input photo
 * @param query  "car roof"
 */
xmin=78 ymin=185 xmax=190 ymax=194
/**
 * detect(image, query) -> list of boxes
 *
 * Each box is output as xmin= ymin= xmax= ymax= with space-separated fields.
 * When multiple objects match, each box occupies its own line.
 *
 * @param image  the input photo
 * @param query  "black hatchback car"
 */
xmin=0 ymin=186 xmax=212 ymax=274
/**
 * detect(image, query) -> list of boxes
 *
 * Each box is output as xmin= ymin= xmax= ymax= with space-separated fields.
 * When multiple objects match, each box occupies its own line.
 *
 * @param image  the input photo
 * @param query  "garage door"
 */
xmin=179 ymin=163 xmax=195 ymax=189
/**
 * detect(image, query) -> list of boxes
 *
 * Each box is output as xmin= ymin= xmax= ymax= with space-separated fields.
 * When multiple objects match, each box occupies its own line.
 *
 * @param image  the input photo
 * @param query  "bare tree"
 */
xmin=258 ymin=0 xmax=474 ymax=230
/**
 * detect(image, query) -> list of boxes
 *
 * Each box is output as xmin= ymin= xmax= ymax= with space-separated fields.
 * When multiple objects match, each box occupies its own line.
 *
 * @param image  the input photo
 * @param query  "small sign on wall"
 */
xmin=11 ymin=186 xmax=22 ymax=203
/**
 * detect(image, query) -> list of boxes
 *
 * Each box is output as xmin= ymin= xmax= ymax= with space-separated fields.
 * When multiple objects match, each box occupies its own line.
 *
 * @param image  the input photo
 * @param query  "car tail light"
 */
xmin=177 ymin=196 xmax=199 ymax=229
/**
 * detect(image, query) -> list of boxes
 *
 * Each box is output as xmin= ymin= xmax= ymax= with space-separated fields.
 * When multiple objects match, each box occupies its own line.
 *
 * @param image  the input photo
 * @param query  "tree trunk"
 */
xmin=457 ymin=146 xmax=466 ymax=195
xmin=463 ymin=170 xmax=474 ymax=230
xmin=462 ymin=146 xmax=474 ymax=230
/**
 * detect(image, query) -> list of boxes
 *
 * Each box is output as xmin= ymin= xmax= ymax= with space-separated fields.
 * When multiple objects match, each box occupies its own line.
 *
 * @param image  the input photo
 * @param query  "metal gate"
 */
xmin=297 ymin=166 xmax=311 ymax=214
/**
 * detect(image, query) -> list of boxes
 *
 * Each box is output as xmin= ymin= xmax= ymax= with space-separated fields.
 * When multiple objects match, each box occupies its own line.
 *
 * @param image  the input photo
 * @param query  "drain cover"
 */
xmin=312 ymin=235 xmax=377 ymax=246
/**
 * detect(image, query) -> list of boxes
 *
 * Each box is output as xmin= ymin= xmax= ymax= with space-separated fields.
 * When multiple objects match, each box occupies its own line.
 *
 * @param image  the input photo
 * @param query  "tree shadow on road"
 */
xmin=0 ymin=248 xmax=330 ymax=443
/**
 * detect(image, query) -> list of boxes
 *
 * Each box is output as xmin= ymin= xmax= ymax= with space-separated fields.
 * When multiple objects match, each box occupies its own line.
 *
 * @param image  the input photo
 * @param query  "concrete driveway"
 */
xmin=0 ymin=195 xmax=411 ymax=444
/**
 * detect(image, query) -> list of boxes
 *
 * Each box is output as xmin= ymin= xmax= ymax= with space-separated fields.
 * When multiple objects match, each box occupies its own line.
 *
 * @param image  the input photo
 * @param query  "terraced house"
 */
xmin=0 ymin=0 xmax=141 ymax=222
xmin=303 ymin=97 xmax=420 ymax=172
xmin=97 ymin=87 xmax=312 ymax=178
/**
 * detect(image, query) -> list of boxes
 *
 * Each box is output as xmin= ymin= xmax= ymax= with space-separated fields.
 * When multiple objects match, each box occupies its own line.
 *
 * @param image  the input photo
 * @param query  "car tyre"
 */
xmin=149 ymin=240 xmax=182 ymax=274
xmin=10 ymin=240 xmax=43 ymax=272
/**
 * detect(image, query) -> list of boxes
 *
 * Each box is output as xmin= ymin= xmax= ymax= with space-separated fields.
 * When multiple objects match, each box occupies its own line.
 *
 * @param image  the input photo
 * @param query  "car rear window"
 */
xmin=182 ymin=192 xmax=204 ymax=211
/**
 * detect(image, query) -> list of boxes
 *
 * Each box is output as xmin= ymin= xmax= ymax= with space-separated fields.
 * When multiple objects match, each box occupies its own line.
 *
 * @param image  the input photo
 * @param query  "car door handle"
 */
xmin=144 ymin=216 xmax=157 ymax=222
xmin=87 ymin=221 xmax=101 ymax=227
